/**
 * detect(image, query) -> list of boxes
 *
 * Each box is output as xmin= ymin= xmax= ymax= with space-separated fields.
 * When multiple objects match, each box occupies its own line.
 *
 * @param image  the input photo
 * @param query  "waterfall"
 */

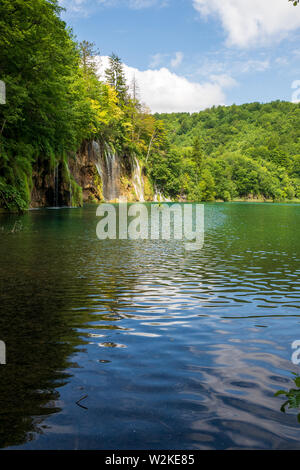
xmin=132 ymin=156 xmax=144 ymax=202
xmin=91 ymin=141 xmax=145 ymax=202
xmin=154 ymin=186 xmax=170 ymax=202
xmin=69 ymin=179 xmax=72 ymax=207
xmin=53 ymin=164 xmax=59 ymax=207
xmin=92 ymin=141 xmax=103 ymax=180
xmin=92 ymin=141 xmax=120 ymax=201
xmin=66 ymin=164 xmax=73 ymax=207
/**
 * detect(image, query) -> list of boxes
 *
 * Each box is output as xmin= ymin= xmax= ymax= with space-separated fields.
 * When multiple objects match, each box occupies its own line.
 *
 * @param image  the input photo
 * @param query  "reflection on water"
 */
xmin=0 ymin=203 xmax=299 ymax=449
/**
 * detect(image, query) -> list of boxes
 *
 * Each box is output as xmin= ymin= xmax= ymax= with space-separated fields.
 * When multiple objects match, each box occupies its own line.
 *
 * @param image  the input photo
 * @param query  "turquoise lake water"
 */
xmin=0 ymin=202 xmax=299 ymax=449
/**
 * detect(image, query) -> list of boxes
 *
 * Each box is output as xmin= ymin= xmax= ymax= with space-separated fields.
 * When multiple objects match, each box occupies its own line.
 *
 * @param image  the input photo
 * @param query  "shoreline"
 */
xmin=1 ymin=198 xmax=300 ymax=214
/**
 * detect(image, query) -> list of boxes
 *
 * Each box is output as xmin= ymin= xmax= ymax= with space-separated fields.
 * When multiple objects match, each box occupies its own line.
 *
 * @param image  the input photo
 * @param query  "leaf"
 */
xmin=280 ymin=401 xmax=289 ymax=413
xmin=274 ymin=390 xmax=287 ymax=397
xmin=294 ymin=377 xmax=300 ymax=388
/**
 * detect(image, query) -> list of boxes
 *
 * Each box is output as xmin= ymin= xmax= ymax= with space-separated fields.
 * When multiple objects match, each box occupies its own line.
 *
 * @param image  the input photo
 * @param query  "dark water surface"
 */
xmin=0 ymin=203 xmax=299 ymax=449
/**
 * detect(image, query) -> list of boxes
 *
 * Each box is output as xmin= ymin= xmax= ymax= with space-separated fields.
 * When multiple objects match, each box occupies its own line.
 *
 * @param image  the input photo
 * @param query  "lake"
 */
xmin=0 ymin=202 xmax=299 ymax=449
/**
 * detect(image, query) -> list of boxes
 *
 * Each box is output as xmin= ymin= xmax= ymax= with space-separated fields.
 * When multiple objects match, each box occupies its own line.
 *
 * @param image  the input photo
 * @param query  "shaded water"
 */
xmin=0 ymin=203 xmax=300 ymax=449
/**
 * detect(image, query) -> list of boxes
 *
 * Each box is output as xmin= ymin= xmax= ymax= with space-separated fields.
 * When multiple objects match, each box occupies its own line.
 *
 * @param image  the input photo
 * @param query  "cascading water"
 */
xmin=132 ymin=156 xmax=144 ymax=202
xmin=92 ymin=141 xmax=103 ymax=182
xmin=92 ymin=141 xmax=120 ymax=201
xmin=65 ymin=163 xmax=73 ymax=207
xmin=53 ymin=164 xmax=59 ymax=207
xmin=154 ymin=186 xmax=170 ymax=202
xmin=92 ymin=141 xmax=146 ymax=202
xmin=69 ymin=180 xmax=72 ymax=207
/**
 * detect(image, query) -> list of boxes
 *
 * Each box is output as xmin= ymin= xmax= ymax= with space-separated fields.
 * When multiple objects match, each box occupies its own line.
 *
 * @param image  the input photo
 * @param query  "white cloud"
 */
xmin=127 ymin=0 xmax=168 ymax=8
xmin=193 ymin=55 xmax=270 ymax=84
xmin=59 ymin=0 xmax=90 ymax=14
xmin=98 ymin=56 xmax=236 ymax=113
xmin=240 ymin=59 xmax=270 ymax=73
xmin=150 ymin=51 xmax=184 ymax=69
xmin=149 ymin=53 xmax=167 ymax=69
xmin=170 ymin=52 xmax=184 ymax=68
xmin=59 ymin=0 xmax=167 ymax=15
xmin=98 ymin=0 xmax=168 ymax=8
xmin=274 ymin=57 xmax=289 ymax=66
xmin=291 ymin=80 xmax=300 ymax=103
xmin=193 ymin=0 xmax=300 ymax=48
xmin=209 ymin=74 xmax=237 ymax=88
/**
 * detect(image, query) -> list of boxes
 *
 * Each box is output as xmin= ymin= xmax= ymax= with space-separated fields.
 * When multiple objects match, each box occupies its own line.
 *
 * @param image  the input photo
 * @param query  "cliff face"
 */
xmin=68 ymin=141 xmax=103 ymax=204
xmin=30 ymin=140 xmax=153 ymax=208
xmin=30 ymin=169 xmax=56 ymax=208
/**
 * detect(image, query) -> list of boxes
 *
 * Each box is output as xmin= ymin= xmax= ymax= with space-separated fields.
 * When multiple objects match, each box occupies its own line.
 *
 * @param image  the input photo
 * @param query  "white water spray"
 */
xmin=132 ymin=156 xmax=144 ymax=202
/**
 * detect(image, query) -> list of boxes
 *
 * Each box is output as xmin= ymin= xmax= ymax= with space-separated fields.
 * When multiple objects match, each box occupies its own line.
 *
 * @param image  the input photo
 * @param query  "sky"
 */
xmin=59 ymin=0 xmax=300 ymax=113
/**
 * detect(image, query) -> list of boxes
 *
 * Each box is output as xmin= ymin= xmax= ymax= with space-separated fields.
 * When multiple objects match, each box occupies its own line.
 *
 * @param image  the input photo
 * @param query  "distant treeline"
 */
xmin=1 ymin=0 xmax=299 ymax=209
xmin=152 ymin=102 xmax=300 ymax=201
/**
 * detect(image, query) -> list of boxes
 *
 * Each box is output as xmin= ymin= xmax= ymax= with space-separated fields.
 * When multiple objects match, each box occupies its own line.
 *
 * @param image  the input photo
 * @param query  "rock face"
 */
xmin=31 ymin=162 xmax=74 ymax=208
xmin=31 ymin=170 xmax=55 ymax=208
xmin=30 ymin=140 xmax=150 ymax=208
xmin=68 ymin=141 xmax=103 ymax=204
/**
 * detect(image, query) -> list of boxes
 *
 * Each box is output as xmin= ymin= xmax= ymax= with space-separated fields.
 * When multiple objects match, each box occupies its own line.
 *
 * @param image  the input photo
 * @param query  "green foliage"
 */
xmin=153 ymin=101 xmax=300 ymax=201
xmin=79 ymin=40 xmax=100 ymax=78
xmin=275 ymin=374 xmax=300 ymax=423
xmin=0 ymin=0 xmax=167 ymax=209
xmin=0 ymin=180 xmax=28 ymax=212
xmin=105 ymin=54 xmax=129 ymax=105
xmin=1 ymin=1 xmax=299 ymax=208
xmin=191 ymin=135 xmax=205 ymax=169
xmin=148 ymin=148 xmax=181 ymax=198
xmin=0 ymin=0 xmax=86 ymax=208
xmin=70 ymin=179 xmax=83 ymax=207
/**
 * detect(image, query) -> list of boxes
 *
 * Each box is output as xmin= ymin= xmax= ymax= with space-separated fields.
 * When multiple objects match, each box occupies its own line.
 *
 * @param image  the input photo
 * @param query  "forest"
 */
xmin=0 ymin=0 xmax=300 ymax=210
xmin=0 ymin=0 xmax=166 ymax=210
xmin=153 ymin=102 xmax=300 ymax=202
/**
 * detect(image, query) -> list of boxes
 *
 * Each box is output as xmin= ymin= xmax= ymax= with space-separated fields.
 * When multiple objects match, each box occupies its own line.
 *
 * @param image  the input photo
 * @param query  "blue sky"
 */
xmin=59 ymin=0 xmax=300 ymax=112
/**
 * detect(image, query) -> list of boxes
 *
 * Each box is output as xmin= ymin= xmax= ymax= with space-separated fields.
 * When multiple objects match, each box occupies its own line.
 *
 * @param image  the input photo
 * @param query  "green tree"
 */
xmin=105 ymin=54 xmax=128 ymax=104
xmin=0 ymin=0 xmax=86 ymax=209
xmin=191 ymin=136 xmax=205 ymax=168
xmin=79 ymin=40 xmax=100 ymax=78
